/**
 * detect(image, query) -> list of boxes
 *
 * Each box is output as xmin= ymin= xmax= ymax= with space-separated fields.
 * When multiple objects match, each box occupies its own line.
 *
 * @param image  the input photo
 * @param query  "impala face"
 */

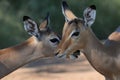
xmin=23 ymin=14 xmax=60 ymax=57
xmin=56 ymin=1 xmax=96 ymax=58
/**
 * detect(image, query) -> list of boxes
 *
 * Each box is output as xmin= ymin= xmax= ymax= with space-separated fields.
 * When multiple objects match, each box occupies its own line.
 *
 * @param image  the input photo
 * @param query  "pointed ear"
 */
xmin=62 ymin=1 xmax=77 ymax=22
xmin=83 ymin=5 xmax=96 ymax=27
xmin=39 ymin=13 xmax=50 ymax=31
xmin=115 ymin=26 xmax=120 ymax=32
xmin=23 ymin=16 xmax=39 ymax=36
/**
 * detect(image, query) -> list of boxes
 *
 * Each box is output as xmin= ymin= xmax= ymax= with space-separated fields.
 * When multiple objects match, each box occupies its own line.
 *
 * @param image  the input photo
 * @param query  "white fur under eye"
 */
xmin=69 ymin=30 xmax=79 ymax=39
xmin=49 ymin=36 xmax=60 ymax=47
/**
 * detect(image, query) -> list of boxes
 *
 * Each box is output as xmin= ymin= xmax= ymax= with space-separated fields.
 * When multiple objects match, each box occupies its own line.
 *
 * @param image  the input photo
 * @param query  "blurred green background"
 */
xmin=0 ymin=0 xmax=120 ymax=49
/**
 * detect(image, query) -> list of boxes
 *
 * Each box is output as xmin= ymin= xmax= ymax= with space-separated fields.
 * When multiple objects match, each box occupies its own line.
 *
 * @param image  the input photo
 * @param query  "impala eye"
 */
xmin=71 ymin=32 xmax=80 ymax=37
xmin=50 ymin=38 xmax=59 ymax=43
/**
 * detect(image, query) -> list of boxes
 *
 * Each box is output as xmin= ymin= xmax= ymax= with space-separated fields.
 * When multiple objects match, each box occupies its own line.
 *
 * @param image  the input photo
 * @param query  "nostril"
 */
xmin=55 ymin=49 xmax=61 ymax=56
xmin=54 ymin=50 xmax=66 ymax=58
xmin=55 ymin=52 xmax=59 ymax=56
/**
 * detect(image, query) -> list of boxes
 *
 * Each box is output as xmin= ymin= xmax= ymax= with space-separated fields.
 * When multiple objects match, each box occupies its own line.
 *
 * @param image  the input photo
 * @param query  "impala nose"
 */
xmin=55 ymin=52 xmax=59 ymax=56
xmin=55 ymin=49 xmax=60 ymax=56
xmin=55 ymin=50 xmax=81 ymax=59
xmin=55 ymin=50 xmax=66 ymax=58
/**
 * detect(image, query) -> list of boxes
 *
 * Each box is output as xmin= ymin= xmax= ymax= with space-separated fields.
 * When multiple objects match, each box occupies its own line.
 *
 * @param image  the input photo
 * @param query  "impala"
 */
xmin=0 ymin=14 xmax=61 ymax=78
xmin=56 ymin=1 xmax=120 ymax=80
xmin=105 ymin=26 xmax=120 ymax=46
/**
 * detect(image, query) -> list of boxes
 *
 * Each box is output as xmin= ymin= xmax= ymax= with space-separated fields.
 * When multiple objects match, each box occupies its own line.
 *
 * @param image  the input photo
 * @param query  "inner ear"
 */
xmin=83 ymin=5 xmax=96 ymax=27
xmin=23 ymin=16 xmax=39 ymax=36
xmin=62 ymin=1 xmax=77 ymax=22
xmin=39 ymin=13 xmax=50 ymax=31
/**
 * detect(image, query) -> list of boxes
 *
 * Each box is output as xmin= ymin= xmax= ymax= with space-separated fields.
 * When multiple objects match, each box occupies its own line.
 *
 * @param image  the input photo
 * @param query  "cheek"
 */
xmin=59 ymin=39 xmax=72 ymax=53
xmin=77 ymin=37 xmax=86 ymax=48
xmin=68 ymin=39 xmax=80 ymax=51
xmin=44 ymin=49 xmax=55 ymax=57
xmin=42 ymin=43 xmax=56 ymax=57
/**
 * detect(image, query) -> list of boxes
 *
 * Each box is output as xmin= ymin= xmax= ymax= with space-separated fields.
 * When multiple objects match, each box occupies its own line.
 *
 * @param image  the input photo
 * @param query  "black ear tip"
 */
xmin=46 ymin=12 xmax=50 ymax=18
xmin=44 ymin=12 xmax=50 ymax=20
xmin=90 ymin=5 xmax=96 ymax=10
xmin=62 ymin=0 xmax=67 ymax=4
xmin=62 ymin=0 xmax=68 ymax=8
xmin=23 ymin=16 xmax=31 ymax=21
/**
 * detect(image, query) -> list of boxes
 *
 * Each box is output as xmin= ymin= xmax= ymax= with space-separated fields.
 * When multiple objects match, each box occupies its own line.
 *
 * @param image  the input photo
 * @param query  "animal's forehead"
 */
xmin=68 ymin=18 xmax=84 ymax=25
xmin=66 ymin=19 xmax=84 ymax=31
xmin=40 ymin=31 xmax=59 ymax=40
xmin=47 ymin=32 xmax=60 ymax=39
xmin=40 ymin=30 xmax=50 ymax=34
xmin=63 ymin=24 xmax=77 ymax=39
xmin=49 ymin=32 xmax=57 ymax=37
xmin=63 ymin=18 xmax=84 ymax=38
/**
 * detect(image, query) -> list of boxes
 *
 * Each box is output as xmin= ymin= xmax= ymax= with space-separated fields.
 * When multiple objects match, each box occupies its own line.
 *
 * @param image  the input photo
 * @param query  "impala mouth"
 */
xmin=55 ymin=50 xmax=81 ymax=59
xmin=55 ymin=50 xmax=66 ymax=58
xmin=72 ymin=50 xmax=80 ymax=58
xmin=55 ymin=52 xmax=66 ymax=58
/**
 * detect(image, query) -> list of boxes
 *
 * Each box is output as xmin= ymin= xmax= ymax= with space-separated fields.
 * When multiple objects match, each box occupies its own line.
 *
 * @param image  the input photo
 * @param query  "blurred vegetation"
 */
xmin=0 ymin=0 xmax=120 ymax=49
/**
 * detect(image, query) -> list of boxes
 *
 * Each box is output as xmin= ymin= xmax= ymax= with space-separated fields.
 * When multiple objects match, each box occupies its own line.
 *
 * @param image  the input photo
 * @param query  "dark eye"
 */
xmin=71 ymin=32 xmax=80 ymax=37
xmin=50 ymin=38 xmax=59 ymax=43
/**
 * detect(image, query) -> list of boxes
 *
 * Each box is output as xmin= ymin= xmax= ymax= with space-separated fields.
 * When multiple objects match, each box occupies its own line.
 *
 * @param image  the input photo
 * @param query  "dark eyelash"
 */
xmin=50 ymin=38 xmax=59 ymax=43
xmin=72 ymin=32 xmax=79 ymax=37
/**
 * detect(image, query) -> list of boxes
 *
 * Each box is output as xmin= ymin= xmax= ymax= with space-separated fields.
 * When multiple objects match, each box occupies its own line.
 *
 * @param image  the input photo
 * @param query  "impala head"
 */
xmin=23 ymin=13 xmax=60 ymax=57
xmin=56 ymin=1 xmax=96 ymax=58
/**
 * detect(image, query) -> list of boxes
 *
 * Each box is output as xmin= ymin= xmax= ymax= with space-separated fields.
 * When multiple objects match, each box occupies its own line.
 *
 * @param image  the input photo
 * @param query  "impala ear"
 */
xmin=83 ymin=5 xmax=96 ymax=27
xmin=23 ymin=16 xmax=39 ymax=36
xmin=115 ymin=26 xmax=120 ymax=32
xmin=39 ymin=13 xmax=50 ymax=31
xmin=62 ymin=1 xmax=77 ymax=22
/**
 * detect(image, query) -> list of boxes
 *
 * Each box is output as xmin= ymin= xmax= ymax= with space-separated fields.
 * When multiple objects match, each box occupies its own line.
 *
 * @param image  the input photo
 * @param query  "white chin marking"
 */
xmin=61 ymin=55 xmax=67 ymax=59
xmin=69 ymin=55 xmax=77 ymax=60
xmin=56 ymin=53 xmax=66 ymax=59
xmin=56 ymin=53 xmax=77 ymax=59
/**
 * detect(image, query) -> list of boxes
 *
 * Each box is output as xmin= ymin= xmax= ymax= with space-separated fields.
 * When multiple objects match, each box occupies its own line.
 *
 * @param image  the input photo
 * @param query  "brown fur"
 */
xmin=0 ymin=16 xmax=59 ymax=78
xmin=58 ymin=1 xmax=120 ymax=80
xmin=59 ymin=19 xmax=120 ymax=80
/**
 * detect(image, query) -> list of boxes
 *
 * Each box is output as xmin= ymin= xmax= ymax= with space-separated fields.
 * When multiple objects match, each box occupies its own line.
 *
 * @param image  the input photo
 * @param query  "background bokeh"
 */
xmin=0 ymin=0 xmax=120 ymax=49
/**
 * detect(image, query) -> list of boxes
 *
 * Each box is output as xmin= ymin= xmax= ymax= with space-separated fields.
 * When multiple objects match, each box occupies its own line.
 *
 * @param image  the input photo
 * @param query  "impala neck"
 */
xmin=82 ymin=28 xmax=113 ymax=75
xmin=0 ymin=36 xmax=43 ymax=78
